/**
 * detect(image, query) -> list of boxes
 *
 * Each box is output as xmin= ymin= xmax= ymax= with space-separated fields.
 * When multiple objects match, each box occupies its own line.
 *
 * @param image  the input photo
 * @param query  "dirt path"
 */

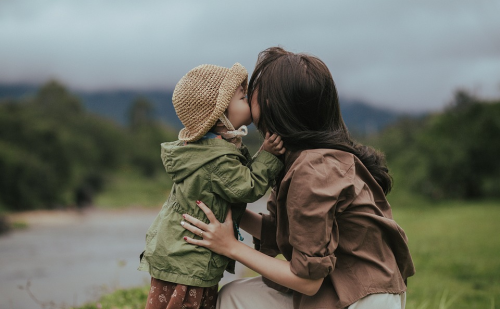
xmin=0 ymin=200 xmax=267 ymax=309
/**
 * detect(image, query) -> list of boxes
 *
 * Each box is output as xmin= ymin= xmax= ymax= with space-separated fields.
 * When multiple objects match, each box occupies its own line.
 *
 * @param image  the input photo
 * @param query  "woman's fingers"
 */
xmin=181 ymin=217 xmax=206 ymax=238
xmin=181 ymin=200 xmax=223 ymax=239
xmin=182 ymin=212 xmax=209 ymax=232
xmin=195 ymin=200 xmax=218 ymax=224
xmin=183 ymin=235 xmax=205 ymax=246
xmin=182 ymin=205 xmax=239 ymax=256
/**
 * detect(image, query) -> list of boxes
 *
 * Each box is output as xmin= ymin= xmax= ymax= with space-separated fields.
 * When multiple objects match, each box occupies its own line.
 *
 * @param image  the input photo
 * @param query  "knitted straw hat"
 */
xmin=173 ymin=63 xmax=248 ymax=142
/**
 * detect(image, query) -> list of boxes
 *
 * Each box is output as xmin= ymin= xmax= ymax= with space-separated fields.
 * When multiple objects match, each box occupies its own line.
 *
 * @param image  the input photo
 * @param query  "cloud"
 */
xmin=1 ymin=0 xmax=499 ymax=111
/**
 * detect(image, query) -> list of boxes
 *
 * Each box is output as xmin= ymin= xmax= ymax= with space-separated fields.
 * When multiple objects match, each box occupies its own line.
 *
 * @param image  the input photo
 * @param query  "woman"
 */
xmin=181 ymin=47 xmax=415 ymax=309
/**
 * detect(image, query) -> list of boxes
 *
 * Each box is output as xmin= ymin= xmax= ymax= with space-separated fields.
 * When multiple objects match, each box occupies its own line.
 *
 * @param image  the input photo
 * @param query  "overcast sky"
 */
xmin=1 ymin=0 xmax=499 ymax=112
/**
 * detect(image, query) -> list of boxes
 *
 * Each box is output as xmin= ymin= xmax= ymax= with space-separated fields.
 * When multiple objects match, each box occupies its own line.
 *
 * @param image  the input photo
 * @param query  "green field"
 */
xmin=391 ymin=198 xmax=500 ymax=309
xmin=94 ymin=168 xmax=172 ymax=209
xmin=78 ymin=192 xmax=500 ymax=309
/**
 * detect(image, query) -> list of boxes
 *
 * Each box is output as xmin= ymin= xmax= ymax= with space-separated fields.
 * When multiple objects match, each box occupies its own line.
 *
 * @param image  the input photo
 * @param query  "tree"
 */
xmin=0 ymin=81 xmax=129 ymax=210
xmin=372 ymin=90 xmax=500 ymax=200
xmin=128 ymin=97 xmax=154 ymax=131
xmin=34 ymin=80 xmax=83 ymax=116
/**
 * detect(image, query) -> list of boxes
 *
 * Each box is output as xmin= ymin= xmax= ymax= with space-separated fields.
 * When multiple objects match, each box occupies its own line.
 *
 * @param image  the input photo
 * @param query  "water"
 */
xmin=0 ymin=199 xmax=267 ymax=309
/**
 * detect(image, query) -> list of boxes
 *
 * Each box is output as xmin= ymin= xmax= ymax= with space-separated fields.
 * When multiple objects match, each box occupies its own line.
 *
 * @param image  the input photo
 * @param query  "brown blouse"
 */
xmin=256 ymin=149 xmax=415 ymax=309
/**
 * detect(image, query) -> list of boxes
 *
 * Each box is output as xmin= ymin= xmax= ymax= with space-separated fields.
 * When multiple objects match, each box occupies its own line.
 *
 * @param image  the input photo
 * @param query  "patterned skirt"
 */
xmin=145 ymin=277 xmax=218 ymax=309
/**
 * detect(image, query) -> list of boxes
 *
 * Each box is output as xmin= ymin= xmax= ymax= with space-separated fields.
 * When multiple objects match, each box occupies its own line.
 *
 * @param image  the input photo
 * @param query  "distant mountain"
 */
xmin=0 ymin=83 xmax=410 ymax=135
xmin=340 ymin=99 xmax=402 ymax=135
xmin=0 ymin=84 xmax=180 ymax=127
xmin=78 ymin=89 xmax=180 ymax=127
xmin=0 ymin=84 xmax=38 ymax=99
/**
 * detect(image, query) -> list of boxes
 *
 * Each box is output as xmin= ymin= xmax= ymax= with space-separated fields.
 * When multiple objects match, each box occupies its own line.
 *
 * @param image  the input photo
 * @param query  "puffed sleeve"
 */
xmin=287 ymin=151 xmax=354 ymax=279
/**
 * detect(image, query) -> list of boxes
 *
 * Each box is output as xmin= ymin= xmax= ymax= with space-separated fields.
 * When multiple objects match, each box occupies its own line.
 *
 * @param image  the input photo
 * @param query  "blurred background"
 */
xmin=0 ymin=0 xmax=499 ymax=308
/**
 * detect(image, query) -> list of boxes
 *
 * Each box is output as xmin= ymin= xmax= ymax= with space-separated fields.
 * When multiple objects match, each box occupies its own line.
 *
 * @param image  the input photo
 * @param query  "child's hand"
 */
xmin=261 ymin=132 xmax=286 ymax=156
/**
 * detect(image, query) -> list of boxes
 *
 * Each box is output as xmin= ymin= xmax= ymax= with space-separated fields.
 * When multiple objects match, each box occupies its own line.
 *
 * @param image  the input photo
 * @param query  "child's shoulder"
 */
xmin=162 ymin=138 xmax=244 ymax=159
xmin=161 ymin=140 xmax=184 ymax=148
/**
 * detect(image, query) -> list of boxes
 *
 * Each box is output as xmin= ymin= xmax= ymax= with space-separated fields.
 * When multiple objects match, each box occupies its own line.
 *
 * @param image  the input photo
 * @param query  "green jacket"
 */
xmin=138 ymin=138 xmax=283 ymax=287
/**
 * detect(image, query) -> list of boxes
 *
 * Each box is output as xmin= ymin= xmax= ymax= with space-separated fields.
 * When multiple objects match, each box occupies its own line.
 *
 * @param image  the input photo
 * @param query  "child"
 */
xmin=138 ymin=63 xmax=285 ymax=309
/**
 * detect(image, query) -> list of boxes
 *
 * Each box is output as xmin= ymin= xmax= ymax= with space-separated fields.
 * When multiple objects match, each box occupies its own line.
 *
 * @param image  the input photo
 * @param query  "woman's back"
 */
xmin=258 ymin=148 xmax=414 ymax=308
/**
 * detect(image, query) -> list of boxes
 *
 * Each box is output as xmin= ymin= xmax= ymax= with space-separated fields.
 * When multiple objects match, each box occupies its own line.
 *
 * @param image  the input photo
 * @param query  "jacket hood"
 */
xmin=161 ymin=139 xmax=245 ymax=183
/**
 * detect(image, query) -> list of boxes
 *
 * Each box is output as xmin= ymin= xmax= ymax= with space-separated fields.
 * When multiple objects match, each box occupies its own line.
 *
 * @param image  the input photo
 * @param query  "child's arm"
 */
xmin=209 ymin=135 xmax=285 ymax=203
xmin=210 ymin=152 xmax=280 ymax=203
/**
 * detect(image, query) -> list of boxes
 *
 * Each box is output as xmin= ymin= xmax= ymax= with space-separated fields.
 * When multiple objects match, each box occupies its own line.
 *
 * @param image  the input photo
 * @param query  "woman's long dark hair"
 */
xmin=248 ymin=47 xmax=392 ymax=195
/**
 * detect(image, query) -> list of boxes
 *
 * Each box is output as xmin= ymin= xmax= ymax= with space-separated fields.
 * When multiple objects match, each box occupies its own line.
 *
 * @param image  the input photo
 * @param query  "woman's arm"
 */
xmin=239 ymin=209 xmax=262 ymax=239
xmin=228 ymin=237 xmax=322 ymax=296
xmin=181 ymin=202 xmax=323 ymax=296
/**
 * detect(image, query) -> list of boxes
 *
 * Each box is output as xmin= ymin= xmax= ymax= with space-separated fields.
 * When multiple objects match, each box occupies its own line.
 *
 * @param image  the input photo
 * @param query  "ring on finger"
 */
xmin=199 ymin=230 xmax=204 ymax=238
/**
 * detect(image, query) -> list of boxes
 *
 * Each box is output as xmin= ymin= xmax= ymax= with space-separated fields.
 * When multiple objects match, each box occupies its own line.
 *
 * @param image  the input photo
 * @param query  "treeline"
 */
xmin=372 ymin=90 xmax=500 ymax=200
xmin=2 ymin=81 xmax=497 ymax=211
xmin=0 ymin=81 xmax=177 ymax=211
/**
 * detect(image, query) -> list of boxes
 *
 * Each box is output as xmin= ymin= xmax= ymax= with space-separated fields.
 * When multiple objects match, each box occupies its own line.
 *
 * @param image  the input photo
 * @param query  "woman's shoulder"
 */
xmin=294 ymin=148 xmax=355 ymax=167
xmin=287 ymin=149 xmax=356 ymax=179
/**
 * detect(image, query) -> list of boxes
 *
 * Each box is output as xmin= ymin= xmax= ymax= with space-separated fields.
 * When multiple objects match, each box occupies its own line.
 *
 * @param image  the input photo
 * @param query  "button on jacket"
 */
xmin=256 ymin=149 xmax=415 ymax=309
xmin=139 ymin=138 xmax=283 ymax=287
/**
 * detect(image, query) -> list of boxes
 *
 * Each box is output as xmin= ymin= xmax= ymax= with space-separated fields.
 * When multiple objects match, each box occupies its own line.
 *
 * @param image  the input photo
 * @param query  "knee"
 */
xmin=217 ymin=277 xmax=261 ymax=308
xmin=219 ymin=278 xmax=250 ymax=300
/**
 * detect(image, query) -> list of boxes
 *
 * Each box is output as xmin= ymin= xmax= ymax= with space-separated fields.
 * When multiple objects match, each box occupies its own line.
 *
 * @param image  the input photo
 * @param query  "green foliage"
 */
xmin=95 ymin=168 xmax=171 ymax=209
xmin=71 ymin=285 xmax=149 ymax=309
xmin=388 ymin=197 xmax=500 ymax=309
xmin=0 ymin=81 xmax=177 ymax=211
xmin=35 ymin=80 xmax=83 ymax=116
xmin=128 ymin=122 xmax=177 ymax=177
xmin=126 ymin=97 xmax=177 ymax=177
xmin=372 ymin=90 xmax=500 ymax=200
xmin=128 ymin=97 xmax=155 ymax=131
xmin=0 ymin=98 xmax=80 ymax=209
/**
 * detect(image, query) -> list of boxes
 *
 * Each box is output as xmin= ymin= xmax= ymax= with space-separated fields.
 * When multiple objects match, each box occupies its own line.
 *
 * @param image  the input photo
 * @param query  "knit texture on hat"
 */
xmin=173 ymin=63 xmax=248 ymax=142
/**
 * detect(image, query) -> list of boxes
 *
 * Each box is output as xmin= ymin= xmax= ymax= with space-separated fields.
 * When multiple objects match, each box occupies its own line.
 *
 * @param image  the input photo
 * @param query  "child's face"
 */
xmin=227 ymin=86 xmax=252 ymax=129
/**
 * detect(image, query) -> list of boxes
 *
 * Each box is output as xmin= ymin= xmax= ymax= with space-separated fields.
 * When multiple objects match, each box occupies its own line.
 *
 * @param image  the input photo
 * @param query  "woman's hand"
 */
xmin=261 ymin=132 xmax=286 ymax=156
xmin=181 ymin=201 xmax=239 ymax=258
xmin=182 ymin=201 xmax=323 ymax=296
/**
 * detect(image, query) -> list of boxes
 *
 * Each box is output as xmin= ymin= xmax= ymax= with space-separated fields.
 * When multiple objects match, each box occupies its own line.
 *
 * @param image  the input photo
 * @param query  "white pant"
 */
xmin=217 ymin=276 xmax=406 ymax=309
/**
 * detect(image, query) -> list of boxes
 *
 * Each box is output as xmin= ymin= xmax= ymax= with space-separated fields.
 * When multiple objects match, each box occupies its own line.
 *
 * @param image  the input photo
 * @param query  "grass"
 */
xmin=94 ymin=168 xmax=172 ymax=209
xmin=71 ymin=286 xmax=150 ymax=309
xmin=80 ymin=174 xmax=500 ymax=309
xmin=388 ymin=196 xmax=500 ymax=309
